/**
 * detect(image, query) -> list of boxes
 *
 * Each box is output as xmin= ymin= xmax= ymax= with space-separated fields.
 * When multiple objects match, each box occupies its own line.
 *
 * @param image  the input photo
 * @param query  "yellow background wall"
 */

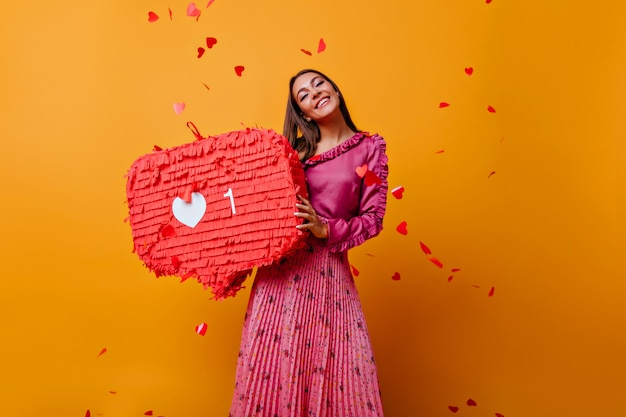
xmin=1 ymin=0 xmax=625 ymax=416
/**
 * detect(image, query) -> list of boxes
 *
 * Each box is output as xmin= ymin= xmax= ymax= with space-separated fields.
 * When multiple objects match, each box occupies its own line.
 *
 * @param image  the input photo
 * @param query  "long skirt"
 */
xmin=228 ymin=236 xmax=384 ymax=417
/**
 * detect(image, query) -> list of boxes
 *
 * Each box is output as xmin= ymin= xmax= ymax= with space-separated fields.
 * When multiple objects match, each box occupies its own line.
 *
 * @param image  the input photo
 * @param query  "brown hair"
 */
xmin=282 ymin=69 xmax=359 ymax=161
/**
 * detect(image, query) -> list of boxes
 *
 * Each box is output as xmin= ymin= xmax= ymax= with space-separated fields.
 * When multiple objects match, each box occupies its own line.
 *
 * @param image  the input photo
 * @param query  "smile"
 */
xmin=316 ymin=97 xmax=330 ymax=109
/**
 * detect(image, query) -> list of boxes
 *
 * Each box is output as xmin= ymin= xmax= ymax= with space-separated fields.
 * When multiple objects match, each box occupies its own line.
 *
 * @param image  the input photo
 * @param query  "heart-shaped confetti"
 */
xmin=435 ymin=149 xmax=445 ymax=154
xmin=439 ymin=102 xmax=450 ymax=108
xmin=396 ymin=221 xmax=408 ymax=235
xmin=355 ymin=164 xmax=368 ymax=178
xmin=160 ymin=224 xmax=176 ymax=238
xmin=195 ymin=322 xmax=208 ymax=336
xmin=448 ymin=406 xmax=459 ymax=413
xmin=187 ymin=2 xmax=201 ymax=17
xmin=109 ymin=391 xmax=117 ymax=394
xmin=391 ymin=185 xmax=404 ymax=199
xmin=467 ymin=398 xmax=477 ymax=406
xmin=197 ymin=47 xmax=205 ymax=58
xmin=391 ymin=272 xmax=401 ymax=281
xmin=148 ymin=11 xmax=159 ymax=22
xmin=172 ymin=256 xmax=182 ymax=269
xmin=451 ymin=268 xmax=461 ymax=272
xmin=301 ymin=49 xmax=312 ymax=56
xmin=144 ymin=411 xmax=154 ymax=416
xmin=235 ymin=65 xmax=245 ymax=77
xmin=488 ymin=287 xmax=495 ymax=297
xmin=364 ymin=170 xmax=382 ymax=186
xmin=419 ymin=241 xmax=432 ymax=255
xmin=318 ymin=38 xmax=326 ymax=53
xmin=487 ymin=105 xmax=496 ymax=113
xmin=97 ymin=348 xmax=107 ymax=358
xmin=206 ymin=37 xmax=217 ymax=48
xmin=495 ymin=413 xmax=505 ymax=417
xmin=172 ymin=192 xmax=207 ymax=228
xmin=206 ymin=0 xmax=215 ymax=6
xmin=488 ymin=171 xmax=496 ymax=178
xmin=85 ymin=410 xmax=91 ymax=417
xmin=486 ymin=0 xmax=493 ymax=3
xmin=173 ymin=102 xmax=186 ymax=114
xmin=464 ymin=67 xmax=473 ymax=75
xmin=168 ymin=8 xmax=173 ymax=20
xmin=428 ymin=257 xmax=443 ymax=268
xmin=350 ymin=264 xmax=360 ymax=277
xmin=447 ymin=275 xmax=454 ymax=282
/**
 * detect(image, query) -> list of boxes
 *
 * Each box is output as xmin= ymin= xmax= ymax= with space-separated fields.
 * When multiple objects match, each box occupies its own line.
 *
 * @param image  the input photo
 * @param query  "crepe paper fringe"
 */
xmin=126 ymin=128 xmax=308 ymax=299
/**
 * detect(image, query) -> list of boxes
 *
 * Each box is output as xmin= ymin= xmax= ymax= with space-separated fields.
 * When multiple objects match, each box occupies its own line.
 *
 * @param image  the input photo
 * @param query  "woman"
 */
xmin=229 ymin=69 xmax=388 ymax=417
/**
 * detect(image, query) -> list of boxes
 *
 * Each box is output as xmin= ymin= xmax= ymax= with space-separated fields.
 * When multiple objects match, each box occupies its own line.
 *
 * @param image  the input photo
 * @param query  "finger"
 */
xmin=297 ymin=194 xmax=311 ymax=205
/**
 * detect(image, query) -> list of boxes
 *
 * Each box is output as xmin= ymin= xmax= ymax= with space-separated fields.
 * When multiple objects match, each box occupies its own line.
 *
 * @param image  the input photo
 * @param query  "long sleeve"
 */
xmin=320 ymin=135 xmax=388 ymax=252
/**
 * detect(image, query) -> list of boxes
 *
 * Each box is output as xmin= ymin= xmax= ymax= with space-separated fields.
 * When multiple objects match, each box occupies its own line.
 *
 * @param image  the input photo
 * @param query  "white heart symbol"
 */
xmin=172 ymin=192 xmax=206 ymax=228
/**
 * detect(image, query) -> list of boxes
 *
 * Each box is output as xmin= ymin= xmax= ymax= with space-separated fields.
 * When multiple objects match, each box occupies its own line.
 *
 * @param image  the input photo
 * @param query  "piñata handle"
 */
xmin=186 ymin=121 xmax=204 ymax=141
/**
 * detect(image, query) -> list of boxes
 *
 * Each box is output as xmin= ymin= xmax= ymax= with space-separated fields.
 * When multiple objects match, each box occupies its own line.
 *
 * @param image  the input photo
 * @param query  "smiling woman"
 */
xmin=228 ymin=69 xmax=389 ymax=417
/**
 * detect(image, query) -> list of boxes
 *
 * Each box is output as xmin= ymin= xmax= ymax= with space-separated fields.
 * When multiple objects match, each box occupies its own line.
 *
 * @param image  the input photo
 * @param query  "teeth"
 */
xmin=317 ymin=98 xmax=329 ymax=109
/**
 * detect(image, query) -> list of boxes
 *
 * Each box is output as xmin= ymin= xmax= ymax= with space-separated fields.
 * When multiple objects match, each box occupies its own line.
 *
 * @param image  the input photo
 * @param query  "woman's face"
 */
xmin=292 ymin=72 xmax=341 ymax=123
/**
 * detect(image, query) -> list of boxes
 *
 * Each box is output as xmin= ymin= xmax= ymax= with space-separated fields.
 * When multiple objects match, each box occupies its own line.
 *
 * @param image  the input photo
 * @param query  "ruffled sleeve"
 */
xmin=320 ymin=134 xmax=388 ymax=252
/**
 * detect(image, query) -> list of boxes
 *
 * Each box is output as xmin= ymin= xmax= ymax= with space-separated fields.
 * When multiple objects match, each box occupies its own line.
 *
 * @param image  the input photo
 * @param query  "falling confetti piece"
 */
xmin=472 ymin=284 xmax=481 ymax=288
xmin=317 ymin=38 xmax=326 ymax=53
xmin=495 ymin=413 xmax=505 ymax=417
xmin=488 ymin=287 xmax=495 ymax=297
xmin=451 ymin=268 xmax=461 ymax=272
xmin=173 ymin=102 xmax=186 ymax=114
xmin=364 ymin=170 xmax=382 ymax=186
xmin=109 ymin=391 xmax=117 ymax=394
xmin=85 ymin=410 xmax=91 ymax=417
xmin=187 ymin=3 xmax=201 ymax=17
xmin=148 ymin=11 xmax=159 ymax=22
xmin=202 ymin=83 xmax=210 ymax=91
xmin=447 ymin=275 xmax=454 ymax=282
xmin=428 ymin=257 xmax=443 ymax=268
xmin=419 ymin=241 xmax=432 ymax=255
xmin=195 ymin=322 xmax=208 ymax=336
xmin=355 ymin=164 xmax=367 ymax=178
xmin=391 ymin=186 xmax=404 ymax=199
xmin=391 ymin=272 xmax=401 ymax=281
xmin=197 ymin=47 xmax=205 ymax=58
xmin=206 ymin=37 xmax=217 ymax=48
xmin=350 ymin=264 xmax=360 ymax=277
xmin=449 ymin=406 xmax=459 ymax=413
xmin=487 ymin=105 xmax=496 ymax=113
xmin=396 ymin=221 xmax=408 ymax=235
xmin=172 ymin=256 xmax=182 ymax=269
xmin=435 ymin=149 xmax=445 ymax=154
xmin=97 ymin=348 xmax=107 ymax=358
xmin=234 ymin=65 xmax=245 ymax=77
xmin=439 ymin=102 xmax=450 ymax=108
xmin=366 ymin=253 xmax=374 ymax=257
xmin=206 ymin=0 xmax=215 ymax=6
xmin=168 ymin=8 xmax=173 ymax=20
xmin=467 ymin=399 xmax=477 ymax=406
xmin=464 ymin=67 xmax=473 ymax=75
xmin=486 ymin=0 xmax=493 ymax=3
xmin=153 ymin=145 xmax=162 ymax=151
xmin=488 ymin=171 xmax=496 ymax=179
xmin=300 ymin=49 xmax=312 ymax=56
xmin=160 ymin=224 xmax=176 ymax=238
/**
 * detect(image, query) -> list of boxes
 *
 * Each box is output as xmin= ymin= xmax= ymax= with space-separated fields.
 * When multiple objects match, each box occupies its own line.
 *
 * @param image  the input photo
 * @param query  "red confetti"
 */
xmin=97 ymin=348 xmax=107 ymax=358
xmin=180 ymin=271 xmax=195 ymax=282
xmin=202 ymin=83 xmax=210 ymax=91
xmin=206 ymin=37 xmax=217 ymax=48
xmin=197 ymin=47 xmax=205 ymax=58
xmin=448 ymin=406 xmax=459 ymax=413
xmin=428 ymin=257 xmax=443 ymax=268
xmin=447 ymin=275 xmax=454 ymax=282
xmin=495 ymin=414 xmax=505 ymax=417
xmin=472 ymin=284 xmax=481 ymax=288
xmin=488 ymin=171 xmax=496 ymax=178
xmin=172 ymin=256 xmax=182 ymax=269
xmin=451 ymin=268 xmax=461 ymax=272
xmin=186 ymin=3 xmax=201 ymax=17
xmin=153 ymin=145 xmax=162 ymax=151
xmin=148 ymin=11 xmax=159 ymax=22
xmin=168 ymin=8 xmax=173 ymax=20
xmin=206 ymin=0 xmax=215 ymax=6
xmin=350 ymin=264 xmax=360 ymax=277
xmin=160 ymin=224 xmax=176 ymax=238
xmin=435 ymin=149 xmax=445 ymax=154
xmin=195 ymin=322 xmax=208 ymax=336
xmin=364 ymin=170 xmax=382 ymax=186
xmin=439 ymin=102 xmax=450 ymax=108
xmin=391 ymin=272 xmax=401 ymax=281
xmin=464 ymin=67 xmax=473 ymax=75
xmin=488 ymin=286 xmax=495 ymax=297
xmin=85 ymin=410 xmax=91 ymax=417
xmin=300 ymin=49 xmax=312 ymax=56
xmin=467 ymin=398 xmax=477 ymax=406
xmin=391 ymin=185 xmax=404 ymax=199
xmin=173 ymin=102 xmax=185 ymax=114
xmin=355 ymin=164 xmax=367 ymax=178
xmin=486 ymin=0 xmax=493 ymax=3
xmin=317 ymin=38 xmax=326 ymax=53
xmin=487 ymin=105 xmax=496 ymax=113
xmin=235 ymin=65 xmax=245 ymax=77
xmin=396 ymin=221 xmax=408 ymax=235
xmin=419 ymin=241 xmax=432 ymax=255
xmin=109 ymin=391 xmax=117 ymax=394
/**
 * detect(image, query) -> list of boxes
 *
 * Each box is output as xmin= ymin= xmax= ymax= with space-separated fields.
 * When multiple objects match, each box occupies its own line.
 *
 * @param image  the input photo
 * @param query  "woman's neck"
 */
xmin=318 ymin=122 xmax=356 ymax=147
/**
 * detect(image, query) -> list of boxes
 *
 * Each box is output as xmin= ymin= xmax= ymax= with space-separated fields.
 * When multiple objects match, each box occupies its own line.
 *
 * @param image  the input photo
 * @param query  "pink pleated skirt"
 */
xmin=229 ymin=236 xmax=384 ymax=417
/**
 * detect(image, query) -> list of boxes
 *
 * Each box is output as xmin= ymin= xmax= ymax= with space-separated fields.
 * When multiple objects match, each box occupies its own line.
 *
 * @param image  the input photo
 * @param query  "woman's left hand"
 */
xmin=295 ymin=195 xmax=328 ymax=239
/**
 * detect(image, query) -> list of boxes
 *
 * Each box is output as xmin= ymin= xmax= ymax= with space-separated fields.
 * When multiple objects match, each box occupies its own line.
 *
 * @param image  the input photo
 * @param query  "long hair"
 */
xmin=282 ymin=69 xmax=359 ymax=161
